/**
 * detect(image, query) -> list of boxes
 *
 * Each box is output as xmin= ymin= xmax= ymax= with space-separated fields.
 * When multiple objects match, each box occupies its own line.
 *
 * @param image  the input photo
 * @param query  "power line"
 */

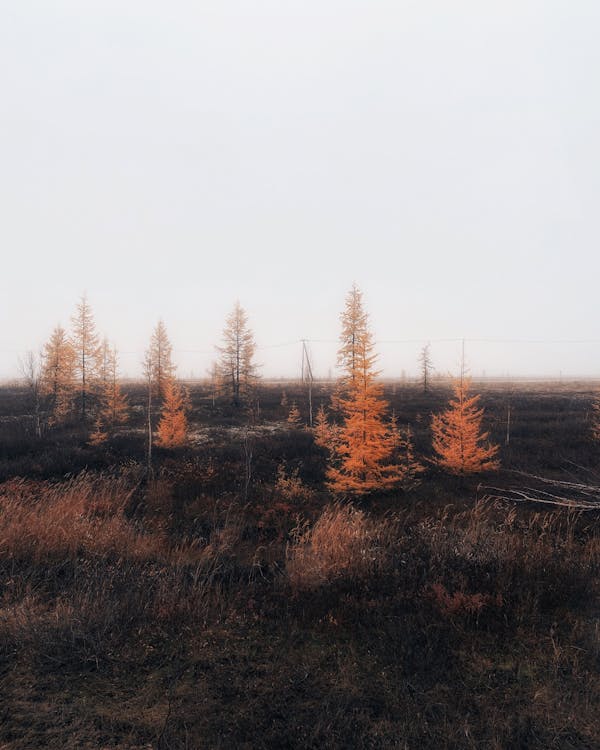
xmin=4 ymin=336 xmax=600 ymax=358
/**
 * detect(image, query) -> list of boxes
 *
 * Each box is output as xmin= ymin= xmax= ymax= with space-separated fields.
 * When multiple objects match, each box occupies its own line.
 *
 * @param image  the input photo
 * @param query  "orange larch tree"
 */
xmin=326 ymin=285 xmax=408 ymax=495
xmin=431 ymin=374 xmax=500 ymax=475
xmin=156 ymin=378 xmax=188 ymax=448
xmin=389 ymin=413 xmax=424 ymax=488
xmin=41 ymin=324 xmax=76 ymax=425
xmin=90 ymin=344 xmax=128 ymax=445
xmin=313 ymin=403 xmax=335 ymax=450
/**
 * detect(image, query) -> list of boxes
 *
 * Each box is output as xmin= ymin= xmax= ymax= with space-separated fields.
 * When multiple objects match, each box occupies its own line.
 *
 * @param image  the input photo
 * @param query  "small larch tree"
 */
xmin=389 ymin=413 xmax=424 ymax=488
xmin=327 ymin=285 xmax=408 ymax=495
xmin=70 ymin=294 xmax=101 ymax=421
xmin=41 ymin=324 xmax=76 ymax=425
xmin=287 ymin=401 xmax=302 ymax=426
xmin=313 ymin=403 xmax=336 ymax=451
xmin=207 ymin=360 xmax=221 ymax=408
xmin=431 ymin=375 xmax=500 ymax=475
xmin=89 ymin=344 xmax=128 ymax=445
xmin=19 ymin=351 xmax=43 ymax=439
xmin=217 ymin=301 xmax=258 ymax=407
xmin=156 ymin=378 xmax=188 ymax=448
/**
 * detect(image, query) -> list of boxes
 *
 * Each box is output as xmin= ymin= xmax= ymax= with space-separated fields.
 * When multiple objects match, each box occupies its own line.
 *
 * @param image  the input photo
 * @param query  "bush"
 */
xmin=285 ymin=502 xmax=393 ymax=591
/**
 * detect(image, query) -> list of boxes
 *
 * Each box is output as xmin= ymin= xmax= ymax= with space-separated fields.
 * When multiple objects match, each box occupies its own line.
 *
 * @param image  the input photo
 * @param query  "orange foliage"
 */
xmin=41 ymin=324 xmax=76 ymax=424
xmin=327 ymin=285 xmax=406 ymax=495
xmin=156 ymin=378 xmax=188 ymax=448
xmin=313 ymin=403 xmax=336 ymax=451
xmin=431 ymin=376 xmax=499 ymax=475
xmin=89 ymin=343 xmax=128 ymax=445
xmin=388 ymin=415 xmax=424 ymax=489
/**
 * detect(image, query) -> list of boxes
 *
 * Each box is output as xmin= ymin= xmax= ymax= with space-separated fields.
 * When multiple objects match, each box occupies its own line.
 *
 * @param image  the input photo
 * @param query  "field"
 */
xmin=0 ymin=379 xmax=599 ymax=749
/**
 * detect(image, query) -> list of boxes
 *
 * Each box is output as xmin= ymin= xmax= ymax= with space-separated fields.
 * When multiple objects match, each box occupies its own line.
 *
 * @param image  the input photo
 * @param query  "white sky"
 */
xmin=1 ymin=1 xmax=599 ymax=379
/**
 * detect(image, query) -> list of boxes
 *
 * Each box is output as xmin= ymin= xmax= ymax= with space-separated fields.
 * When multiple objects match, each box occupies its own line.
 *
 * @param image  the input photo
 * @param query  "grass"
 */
xmin=0 ymin=380 xmax=599 ymax=748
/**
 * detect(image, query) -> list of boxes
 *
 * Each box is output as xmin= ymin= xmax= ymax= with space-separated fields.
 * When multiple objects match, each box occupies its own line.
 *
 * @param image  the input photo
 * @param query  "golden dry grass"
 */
xmin=286 ymin=502 xmax=394 ymax=590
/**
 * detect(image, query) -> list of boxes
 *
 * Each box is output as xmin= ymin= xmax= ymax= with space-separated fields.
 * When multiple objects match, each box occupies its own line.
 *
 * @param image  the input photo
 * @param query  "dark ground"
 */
xmin=0 ymin=379 xmax=598 ymax=749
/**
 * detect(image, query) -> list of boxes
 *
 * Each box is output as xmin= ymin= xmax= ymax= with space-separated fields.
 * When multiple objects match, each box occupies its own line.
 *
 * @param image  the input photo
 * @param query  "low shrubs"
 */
xmin=285 ymin=502 xmax=395 ymax=590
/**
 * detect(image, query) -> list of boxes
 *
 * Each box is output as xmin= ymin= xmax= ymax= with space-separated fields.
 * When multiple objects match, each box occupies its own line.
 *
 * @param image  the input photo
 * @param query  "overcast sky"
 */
xmin=1 ymin=1 xmax=599 ymax=379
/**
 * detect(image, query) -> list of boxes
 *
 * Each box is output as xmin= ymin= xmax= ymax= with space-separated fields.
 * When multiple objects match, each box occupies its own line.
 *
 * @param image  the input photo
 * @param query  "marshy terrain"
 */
xmin=0 ymin=380 xmax=598 ymax=749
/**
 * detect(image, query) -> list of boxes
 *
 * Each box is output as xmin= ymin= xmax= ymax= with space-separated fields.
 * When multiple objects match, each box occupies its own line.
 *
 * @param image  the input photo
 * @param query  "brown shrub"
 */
xmin=428 ymin=581 xmax=503 ymax=617
xmin=285 ymin=502 xmax=394 ymax=591
xmin=274 ymin=463 xmax=312 ymax=503
xmin=0 ymin=472 xmax=168 ymax=562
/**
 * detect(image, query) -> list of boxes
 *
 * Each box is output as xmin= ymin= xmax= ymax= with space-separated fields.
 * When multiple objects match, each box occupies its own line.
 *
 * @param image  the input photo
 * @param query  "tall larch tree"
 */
xmin=217 ymin=301 xmax=258 ymax=407
xmin=431 ymin=373 xmax=500 ymax=475
xmin=70 ymin=294 xmax=101 ymax=422
xmin=41 ymin=324 xmax=76 ymax=425
xmin=156 ymin=378 xmax=188 ymax=448
xmin=326 ymin=285 xmax=408 ymax=495
xmin=146 ymin=320 xmax=176 ymax=400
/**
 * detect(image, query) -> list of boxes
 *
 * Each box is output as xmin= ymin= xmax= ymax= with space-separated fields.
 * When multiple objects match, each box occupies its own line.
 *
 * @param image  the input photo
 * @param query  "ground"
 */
xmin=0 ymin=379 xmax=598 ymax=749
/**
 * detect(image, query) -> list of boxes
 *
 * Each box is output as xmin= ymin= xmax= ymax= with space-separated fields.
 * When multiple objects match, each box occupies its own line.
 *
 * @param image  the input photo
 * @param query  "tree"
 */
xmin=207 ymin=360 xmax=221 ymax=408
xmin=143 ymin=346 xmax=154 ymax=476
xmin=431 ymin=375 xmax=500 ymax=475
xmin=327 ymin=285 xmax=406 ymax=495
xmin=313 ymin=403 xmax=336 ymax=451
xmin=41 ymin=325 xmax=76 ymax=425
xmin=337 ymin=284 xmax=369 ymax=390
xmin=217 ymin=301 xmax=258 ymax=407
xmin=145 ymin=320 xmax=176 ymax=400
xmin=287 ymin=401 xmax=302 ymax=426
xmin=19 ymin=351 xmax=43 ymax=439
xmin=89 ymin=343 xmax=128 ymax=445
xmin=156 ymin=378 xmax=188 ymax=448
xmin=418 ymin=343 xmax=433 ymax=393
xmin=70 ymin=294 xmax=101 ymax=421
xmin=389 ymin=414 xmax=423 ymax=489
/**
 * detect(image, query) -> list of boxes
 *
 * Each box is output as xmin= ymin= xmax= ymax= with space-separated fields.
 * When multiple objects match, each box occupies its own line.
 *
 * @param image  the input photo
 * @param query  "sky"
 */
xmin=1 ymin=1 xmax=600 ymax=380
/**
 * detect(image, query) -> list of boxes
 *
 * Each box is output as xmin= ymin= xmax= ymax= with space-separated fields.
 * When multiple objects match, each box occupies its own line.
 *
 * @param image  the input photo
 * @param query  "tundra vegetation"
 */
xmin=0 ymin=290 xmax=598 ymax=749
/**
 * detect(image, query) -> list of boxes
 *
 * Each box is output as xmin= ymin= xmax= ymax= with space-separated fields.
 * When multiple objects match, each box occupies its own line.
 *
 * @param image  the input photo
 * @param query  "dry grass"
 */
xmin=0 ymin=472 xmax=168 ymax=562
xmin=285 ymin=502 xmax=395 ymax=590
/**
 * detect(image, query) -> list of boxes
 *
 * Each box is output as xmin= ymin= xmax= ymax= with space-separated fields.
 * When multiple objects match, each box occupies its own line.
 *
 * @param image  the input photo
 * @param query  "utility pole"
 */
xmin=301 ymin=339 xmax=314 ymax=427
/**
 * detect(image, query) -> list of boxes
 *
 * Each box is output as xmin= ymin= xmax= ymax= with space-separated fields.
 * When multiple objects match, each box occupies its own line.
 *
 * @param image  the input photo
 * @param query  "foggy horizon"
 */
xmin=2 ymin=2 xmax=599 ymax=380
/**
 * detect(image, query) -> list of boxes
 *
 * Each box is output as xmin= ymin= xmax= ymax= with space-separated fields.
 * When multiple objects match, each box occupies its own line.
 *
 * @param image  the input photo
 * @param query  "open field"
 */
xmin=0 ymin=380 xmax=599 ymax=749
